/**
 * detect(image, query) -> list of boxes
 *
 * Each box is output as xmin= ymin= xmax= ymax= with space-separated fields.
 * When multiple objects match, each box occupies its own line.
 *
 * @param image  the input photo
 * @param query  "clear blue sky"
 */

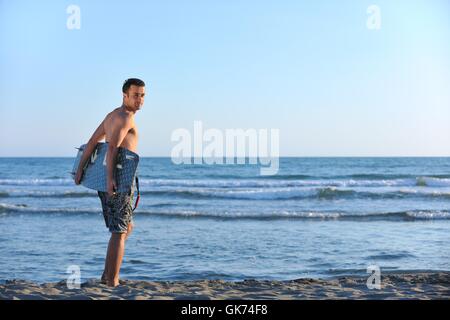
xmin=1 ymin=0 xmax=449 ymax=156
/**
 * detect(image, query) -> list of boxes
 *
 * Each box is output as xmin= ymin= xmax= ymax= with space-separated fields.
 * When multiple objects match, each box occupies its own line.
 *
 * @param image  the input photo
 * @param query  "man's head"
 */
xmin=122 ymin=78 xmax=146 ymax=112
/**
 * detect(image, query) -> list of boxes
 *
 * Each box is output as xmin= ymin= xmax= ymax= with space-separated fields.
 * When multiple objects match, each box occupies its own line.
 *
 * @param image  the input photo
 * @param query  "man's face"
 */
xmin=124 ymin=85 xmax=145 ymax=111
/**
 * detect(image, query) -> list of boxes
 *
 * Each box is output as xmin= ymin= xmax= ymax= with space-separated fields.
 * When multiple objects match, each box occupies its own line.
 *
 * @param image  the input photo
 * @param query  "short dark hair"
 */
xmin=122 ymin=78 xmax=145 ymax=94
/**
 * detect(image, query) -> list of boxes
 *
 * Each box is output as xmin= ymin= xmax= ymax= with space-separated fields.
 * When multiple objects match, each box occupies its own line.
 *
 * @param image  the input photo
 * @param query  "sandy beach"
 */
xmin=1 ymin=272 xmax=449 ymax=300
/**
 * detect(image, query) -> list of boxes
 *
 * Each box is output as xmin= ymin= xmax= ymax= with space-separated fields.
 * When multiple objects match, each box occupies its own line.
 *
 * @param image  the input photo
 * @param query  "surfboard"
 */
xmin=71 ymin=142 xmax=139 ymax=193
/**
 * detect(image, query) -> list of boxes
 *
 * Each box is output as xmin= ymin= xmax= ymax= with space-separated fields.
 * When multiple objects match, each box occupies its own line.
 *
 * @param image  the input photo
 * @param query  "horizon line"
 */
xmin=1 ymin=155 xmax=450 ymax=158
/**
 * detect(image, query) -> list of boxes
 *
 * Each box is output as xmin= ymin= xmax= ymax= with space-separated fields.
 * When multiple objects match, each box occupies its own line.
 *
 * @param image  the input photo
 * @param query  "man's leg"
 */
xmin=106 ymin=232 xmax=127 ymax=287
xmin=101 ymin=223 xmax=133 ymax=284
xmin=99 ymin=191 xmax=110 ymax=284
xmin=101 ymin=242 xmax=110 ymax=284
xmin=102 ymin=191 xmax=134 ymax=286
xmin=125 ymin=223 xmax=133 ymax=241
xmin=101 ymin=235 xmax=114 ymax=284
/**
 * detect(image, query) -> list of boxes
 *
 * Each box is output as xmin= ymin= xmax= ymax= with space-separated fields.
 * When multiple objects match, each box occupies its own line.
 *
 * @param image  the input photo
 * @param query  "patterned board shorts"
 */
xmin=98 ymin=189 xmax=135 ymax=234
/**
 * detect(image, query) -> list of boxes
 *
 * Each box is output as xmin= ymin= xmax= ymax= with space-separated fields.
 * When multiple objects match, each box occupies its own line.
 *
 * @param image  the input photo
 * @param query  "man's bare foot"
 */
xmin=101 ymin=273 xmax=108 ymax=285
xmin=106 ymin=280 xmax=120 ymax=287
xmin=105 ymin=279 xmax=127 ymax=287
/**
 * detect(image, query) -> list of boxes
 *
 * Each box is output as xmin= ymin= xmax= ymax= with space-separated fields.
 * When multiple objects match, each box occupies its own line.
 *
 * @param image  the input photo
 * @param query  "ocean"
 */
xmin=0 ymin=157 xmax=449 ymax=283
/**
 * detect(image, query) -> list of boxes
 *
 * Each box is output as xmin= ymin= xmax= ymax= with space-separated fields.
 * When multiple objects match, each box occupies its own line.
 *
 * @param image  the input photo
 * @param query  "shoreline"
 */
xmin=1 ymin=271 xmax=449 ymax=300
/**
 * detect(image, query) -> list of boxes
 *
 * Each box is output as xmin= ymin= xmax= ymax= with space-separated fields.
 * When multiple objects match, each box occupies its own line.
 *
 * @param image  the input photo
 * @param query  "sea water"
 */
xmin=0 ymin=157 xmax=449 ymax=283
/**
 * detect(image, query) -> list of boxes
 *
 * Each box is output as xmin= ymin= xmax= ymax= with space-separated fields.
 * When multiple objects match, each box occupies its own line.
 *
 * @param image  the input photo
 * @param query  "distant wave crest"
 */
xmin=1 ymin=203 xmax=449 ymax=221
xmin=1 ymin=176 xmax=450 ymax=188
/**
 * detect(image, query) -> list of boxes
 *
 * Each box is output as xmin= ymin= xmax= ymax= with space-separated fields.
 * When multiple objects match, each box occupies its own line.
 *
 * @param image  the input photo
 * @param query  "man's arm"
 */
xmin=74 ymin=120 xmax=106 ymax=184
xmin=106 ymin=115 xmax=133 ymax=196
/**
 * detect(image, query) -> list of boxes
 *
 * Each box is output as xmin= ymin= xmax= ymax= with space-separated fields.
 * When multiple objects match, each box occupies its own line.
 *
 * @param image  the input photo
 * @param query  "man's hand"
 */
xmin=74 ymin=169 xmax=84 ymax=185
xmin=107 ymin=179 xmax=117 ymax=197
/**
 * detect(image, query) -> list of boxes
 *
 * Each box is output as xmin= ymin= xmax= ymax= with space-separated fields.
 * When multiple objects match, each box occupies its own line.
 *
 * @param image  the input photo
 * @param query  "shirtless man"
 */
xmin=74 ymin=78 xmax=145 ymax=287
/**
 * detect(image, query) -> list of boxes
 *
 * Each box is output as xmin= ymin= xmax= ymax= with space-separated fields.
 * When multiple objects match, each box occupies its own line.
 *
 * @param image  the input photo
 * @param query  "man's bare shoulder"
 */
xmin=105 ymin=107 xmax=121 ymax=119
xmin=105 ymin=107 xmax=131 ymax=121
xmin=105 ymin=107 xmax=133 ymax=129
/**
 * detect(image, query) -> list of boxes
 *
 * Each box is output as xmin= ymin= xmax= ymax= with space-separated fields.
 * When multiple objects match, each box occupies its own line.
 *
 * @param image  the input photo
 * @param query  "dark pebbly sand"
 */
xmin=1 ymin=272 xmax=449 ymax=300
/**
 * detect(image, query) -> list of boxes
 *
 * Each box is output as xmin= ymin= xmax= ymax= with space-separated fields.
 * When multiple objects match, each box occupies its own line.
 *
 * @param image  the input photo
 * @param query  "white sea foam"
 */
xmin=1 ymin=177 xmax=450 ymax=188
xmin=2 ymin=203 xmax=449 ymax=220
